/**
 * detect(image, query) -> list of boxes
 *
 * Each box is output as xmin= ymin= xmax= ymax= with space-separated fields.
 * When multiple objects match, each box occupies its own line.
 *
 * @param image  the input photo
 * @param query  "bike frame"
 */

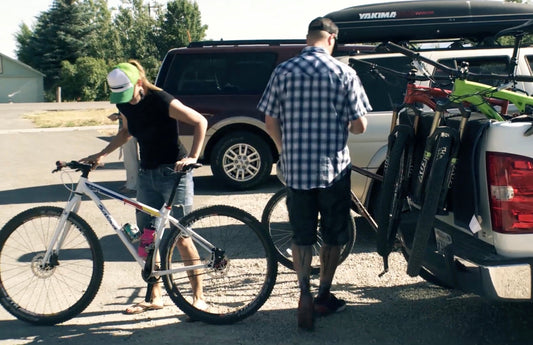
xmin=451 ymin=78 xmax=533 ymax=121
xmin=43 ymin=174 xmax=214 ymax=278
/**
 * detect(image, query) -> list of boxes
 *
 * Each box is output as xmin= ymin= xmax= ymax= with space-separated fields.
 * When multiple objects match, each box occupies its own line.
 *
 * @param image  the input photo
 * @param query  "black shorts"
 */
xmin=286 ymin=171 xmax=351 ymax=246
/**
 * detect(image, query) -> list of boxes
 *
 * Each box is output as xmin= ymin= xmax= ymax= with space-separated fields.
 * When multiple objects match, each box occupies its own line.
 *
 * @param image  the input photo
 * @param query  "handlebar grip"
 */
xmin=385 ymin=41 xmax=460 ymax=76
xmin=514 ymin=75 xmax=533 ymax=83
xmin=384 ymin=41 xmax=418 ymax=58
xmin=496 ymin=19 xmax=533 ymax=38
xmin=349 ymin=58 xmax=431 ymax=82
xmin=182 ymin=163 xmax=203 ymax=172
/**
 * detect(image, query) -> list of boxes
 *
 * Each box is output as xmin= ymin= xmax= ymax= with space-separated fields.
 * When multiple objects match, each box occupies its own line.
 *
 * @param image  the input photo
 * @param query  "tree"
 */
xmin=113 ymin=0 xmax=159 ymax=62
xmin=155 ymin=0 xmax=208 ymax=58
xmin=15 ymin=0 xmax=97 ymax=98
xmin=59 ymin=57 xmax=109 ymax=101
xmin=15 ymin=0 xmax=208 ymax=101
xmin=14 ymin=23 xmax=33 ymax=65
xmin=85 ymin=0 xmax=121 ymax=60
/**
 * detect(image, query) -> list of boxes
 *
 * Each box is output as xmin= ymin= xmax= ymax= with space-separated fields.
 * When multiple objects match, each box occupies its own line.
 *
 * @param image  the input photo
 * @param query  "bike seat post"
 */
xmin=164 ymin=163 xmax=202 ymax=207
xmin=165 ymin=169 xmax=184 ymax=207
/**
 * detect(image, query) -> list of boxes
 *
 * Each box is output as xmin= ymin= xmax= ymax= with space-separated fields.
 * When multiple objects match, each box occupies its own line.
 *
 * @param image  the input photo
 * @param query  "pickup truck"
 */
xmin=333 ymin=1 xmax=533 ymax=301
xmin=156 ymin=0 xmax=533 ymax=301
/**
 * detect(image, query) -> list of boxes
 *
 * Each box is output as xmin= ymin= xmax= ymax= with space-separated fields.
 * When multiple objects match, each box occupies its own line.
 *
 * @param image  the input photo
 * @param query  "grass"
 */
xmin=23 ymin=108 xmax=117 ymax=128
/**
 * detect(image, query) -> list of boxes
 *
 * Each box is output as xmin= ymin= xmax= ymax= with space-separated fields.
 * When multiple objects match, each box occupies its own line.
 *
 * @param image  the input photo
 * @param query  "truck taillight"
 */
xmin=487 ymin=152 xmax=533 ymax=233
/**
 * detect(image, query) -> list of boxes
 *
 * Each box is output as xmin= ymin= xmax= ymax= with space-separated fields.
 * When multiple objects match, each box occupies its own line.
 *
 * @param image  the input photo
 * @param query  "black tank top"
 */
xmin=117 ymin=90 xmax=188 ymax=169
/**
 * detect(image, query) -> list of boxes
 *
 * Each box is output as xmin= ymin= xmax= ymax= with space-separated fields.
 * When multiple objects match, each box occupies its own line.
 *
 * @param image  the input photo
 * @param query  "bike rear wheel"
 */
xmin=161 ymin=205 xmax=277 ymax=324
xmin=0 ymin=206 xmax=103 ymax=325
xmin=261 ymin=188 xmax=356 ymax=275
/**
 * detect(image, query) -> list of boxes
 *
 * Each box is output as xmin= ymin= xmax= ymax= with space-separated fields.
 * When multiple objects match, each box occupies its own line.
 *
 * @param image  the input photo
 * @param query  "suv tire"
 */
xmin=210 ymin=131 xmax=273 ymax=189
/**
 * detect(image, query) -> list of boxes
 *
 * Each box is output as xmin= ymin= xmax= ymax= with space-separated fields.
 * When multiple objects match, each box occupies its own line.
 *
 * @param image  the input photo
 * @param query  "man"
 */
xmin=257 ymin=17 xmax=371 ymax=330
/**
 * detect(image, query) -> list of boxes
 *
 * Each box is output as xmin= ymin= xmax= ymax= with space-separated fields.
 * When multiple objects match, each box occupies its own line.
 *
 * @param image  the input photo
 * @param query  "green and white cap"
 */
xmin=107 ymin=63 xmax=140 ymax=104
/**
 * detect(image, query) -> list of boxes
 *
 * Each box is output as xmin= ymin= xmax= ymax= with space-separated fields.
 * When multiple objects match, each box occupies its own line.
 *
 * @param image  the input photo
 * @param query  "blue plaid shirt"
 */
xmin=257 ymin=46 xmax=372 ymax=190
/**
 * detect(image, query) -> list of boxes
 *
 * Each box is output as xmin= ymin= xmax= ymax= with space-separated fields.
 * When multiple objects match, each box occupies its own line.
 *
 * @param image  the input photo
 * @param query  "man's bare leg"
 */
xmin=318 ymin=244 xmax=340 ymax=297
xmin=292 ymin=244 xmax=314 ymax=330
xmin=315 ymin=244 xmax=345 ymax=315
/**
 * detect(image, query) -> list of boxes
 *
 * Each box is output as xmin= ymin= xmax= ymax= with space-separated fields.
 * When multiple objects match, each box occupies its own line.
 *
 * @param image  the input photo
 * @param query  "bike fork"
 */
xmin=42 ymin=193 xmax=83 ymax=265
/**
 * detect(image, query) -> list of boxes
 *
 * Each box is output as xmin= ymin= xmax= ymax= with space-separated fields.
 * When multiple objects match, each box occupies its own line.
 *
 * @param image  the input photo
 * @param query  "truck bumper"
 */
xmin=402 ymin=214 xmax=533 ymax=301
xmin=451 ymin=257 xmax=532 ymax=300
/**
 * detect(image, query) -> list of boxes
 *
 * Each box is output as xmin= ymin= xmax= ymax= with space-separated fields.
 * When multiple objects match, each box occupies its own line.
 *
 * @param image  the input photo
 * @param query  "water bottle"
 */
xmin=122 ymin=223 xmax=140 ymax=242
xmin=138 ymin=224 xmax=156 ymax=258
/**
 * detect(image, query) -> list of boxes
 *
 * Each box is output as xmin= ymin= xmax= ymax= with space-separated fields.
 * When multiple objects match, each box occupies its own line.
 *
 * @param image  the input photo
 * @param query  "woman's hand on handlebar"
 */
xmin=79 ymin=153 xmax=104 ymax=169
xmin=174 ymin=157 xmax=200 ymax=172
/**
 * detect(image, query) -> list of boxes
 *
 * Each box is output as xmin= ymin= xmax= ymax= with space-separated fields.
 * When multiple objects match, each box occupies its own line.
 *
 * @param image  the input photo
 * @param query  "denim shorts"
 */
xmin=286 ymin=171 xmax=351 ymax=246
xmin=135 ymin=164 xmax=193 ymax=231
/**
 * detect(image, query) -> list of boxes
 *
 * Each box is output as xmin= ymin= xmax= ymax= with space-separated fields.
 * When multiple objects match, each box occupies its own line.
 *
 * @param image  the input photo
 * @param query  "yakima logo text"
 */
xmin=359 ymin=12 xmax=397 ymax=20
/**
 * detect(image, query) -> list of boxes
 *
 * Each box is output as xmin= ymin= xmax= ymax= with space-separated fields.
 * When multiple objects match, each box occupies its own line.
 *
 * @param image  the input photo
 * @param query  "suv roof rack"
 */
xmin=326 ymin=0 xmax=533 ymax=44
xmin=188 ymin=39 xmax=306 ymax=48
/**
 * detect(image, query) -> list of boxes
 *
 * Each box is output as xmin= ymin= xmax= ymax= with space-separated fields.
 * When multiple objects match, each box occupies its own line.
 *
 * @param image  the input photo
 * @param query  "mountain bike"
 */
xmin=0 ymin=161 xmax=277 ymax=325
xmin=261 ymin=165 xmax=381 ymax=275
xmin=380 ymin=20 xmax=533 ymax=277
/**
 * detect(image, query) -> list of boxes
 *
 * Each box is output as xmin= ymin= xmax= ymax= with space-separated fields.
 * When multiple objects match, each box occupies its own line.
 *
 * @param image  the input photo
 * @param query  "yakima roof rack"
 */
xmin=325 ymin=0 xmax=533 ymax=44
xmin=188 ymin=40 xmax=306 ymax=48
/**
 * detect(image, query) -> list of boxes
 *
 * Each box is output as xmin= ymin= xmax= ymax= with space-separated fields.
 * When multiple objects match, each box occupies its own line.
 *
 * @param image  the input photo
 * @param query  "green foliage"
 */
xmin=15 ymin=0 xmax=206 ymax=101
xmin=156 ymin=0 xmax=208 ymax=58
xmin=18 ymin=0 xmax=95 ymax=91
xmin=113 ymin=0 xmax=160 ymax=63
xmin=59 ymin=57 xmax=109 ymax=101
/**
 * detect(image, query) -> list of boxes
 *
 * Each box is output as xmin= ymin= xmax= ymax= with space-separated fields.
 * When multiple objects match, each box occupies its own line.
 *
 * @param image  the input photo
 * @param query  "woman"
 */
xmin=81 ymin=60 xmax=208 ymax=314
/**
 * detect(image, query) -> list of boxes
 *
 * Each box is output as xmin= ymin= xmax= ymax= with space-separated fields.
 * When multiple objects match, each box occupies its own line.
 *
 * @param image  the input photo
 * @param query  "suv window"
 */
xmin=433 ymin=56 xmax=510 ymax=89
xmin=162 ymin=52 xmax=277 ymax=95
xmin=356 ymin=56 xmax=413 ymax=111
xmin=527 ymin=55 xmax=533 ymax=75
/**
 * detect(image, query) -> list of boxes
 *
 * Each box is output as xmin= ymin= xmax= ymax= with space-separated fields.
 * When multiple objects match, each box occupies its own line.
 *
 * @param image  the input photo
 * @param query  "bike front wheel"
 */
xmin=0 ymin=206 xmax=104 ymax=325
xmin=376 ymin=124 xmax=414 ymax=259
xmin=161 ymin=205 xmax=277 ymax=324
xmin=407 ymin=129 xmax=454 ymax=277
xmin=261 ymin=188 xmax=356 ymax=275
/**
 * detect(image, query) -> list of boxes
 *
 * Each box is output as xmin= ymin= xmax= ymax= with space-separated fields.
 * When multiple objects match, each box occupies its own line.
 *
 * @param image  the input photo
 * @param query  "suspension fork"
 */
xmin=41 ymin=188 xmax=84 ymax=266
xmin=437 ymin=106 xmax=470 ymax=211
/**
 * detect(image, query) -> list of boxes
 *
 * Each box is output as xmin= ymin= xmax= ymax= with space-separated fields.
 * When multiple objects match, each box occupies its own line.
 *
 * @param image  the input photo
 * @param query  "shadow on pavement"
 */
xmin=0 ymin=181 xmax=125 ymax=205
xmin=1 ymin=280 xmax=532 ymax=345
xmin=0 ymin=172 xmax=283 ymax=206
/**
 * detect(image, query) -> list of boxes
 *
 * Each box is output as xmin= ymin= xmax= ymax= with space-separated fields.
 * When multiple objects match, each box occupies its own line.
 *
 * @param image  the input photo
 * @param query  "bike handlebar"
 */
xmin=384 ymin=41 xmax=533 ymax=83
xmin=53 ymin=160 xmax=93 ymax=173
xmin=53 ymin=161 xmax=203 ymax=176
xmin=496 ymin=19 xmax=533 ymax=38
xmin=349 ymin=58 xmax=431 ymax=82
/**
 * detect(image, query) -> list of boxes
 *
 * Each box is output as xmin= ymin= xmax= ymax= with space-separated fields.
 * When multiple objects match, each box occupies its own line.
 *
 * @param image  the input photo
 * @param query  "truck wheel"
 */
xmin=211 ymin=132 xmax=273 ymax=189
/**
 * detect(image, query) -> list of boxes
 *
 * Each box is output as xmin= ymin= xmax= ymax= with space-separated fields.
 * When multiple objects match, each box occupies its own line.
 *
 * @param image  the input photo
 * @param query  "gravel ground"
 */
xmin=4 ymin=183 xmax=532 ymax=345
xmin=1 ymin=114 xmax=532 ymax=344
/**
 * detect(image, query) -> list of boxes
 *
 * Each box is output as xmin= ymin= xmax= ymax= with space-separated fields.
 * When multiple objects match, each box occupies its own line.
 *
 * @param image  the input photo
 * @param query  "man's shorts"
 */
xmin=286 ymin=171 xmax=351 ymax=246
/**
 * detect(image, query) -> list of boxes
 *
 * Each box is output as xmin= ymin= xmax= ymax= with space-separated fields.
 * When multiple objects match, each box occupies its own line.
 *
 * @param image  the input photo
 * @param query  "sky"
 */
xmin=0 ymin=0 xmax=411 ymax=59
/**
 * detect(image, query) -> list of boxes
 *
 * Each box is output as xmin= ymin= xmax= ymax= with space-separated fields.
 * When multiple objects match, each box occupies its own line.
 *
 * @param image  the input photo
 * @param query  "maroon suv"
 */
xmin=156 ymin=40 xmax=372 ymax=189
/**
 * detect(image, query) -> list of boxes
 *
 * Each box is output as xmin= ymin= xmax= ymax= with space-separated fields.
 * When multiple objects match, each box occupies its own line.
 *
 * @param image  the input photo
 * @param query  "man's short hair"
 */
xmin=308 ymin=17 xmax=339 ymax=35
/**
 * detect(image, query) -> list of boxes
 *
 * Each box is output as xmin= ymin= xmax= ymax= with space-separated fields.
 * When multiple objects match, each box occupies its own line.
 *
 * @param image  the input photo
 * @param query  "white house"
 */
xmin=0 ymin=53 xmax=44 ymax=103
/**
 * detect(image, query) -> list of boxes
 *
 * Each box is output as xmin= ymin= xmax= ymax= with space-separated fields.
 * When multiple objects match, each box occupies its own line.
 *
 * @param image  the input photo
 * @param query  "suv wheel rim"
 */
xmin=223 ymin=143 xmax=261 ymax=182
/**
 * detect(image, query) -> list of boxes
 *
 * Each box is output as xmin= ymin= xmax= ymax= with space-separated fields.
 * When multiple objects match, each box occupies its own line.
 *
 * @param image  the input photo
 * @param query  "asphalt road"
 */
xmin=1 ymin=102 xmax=533 ymax=345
